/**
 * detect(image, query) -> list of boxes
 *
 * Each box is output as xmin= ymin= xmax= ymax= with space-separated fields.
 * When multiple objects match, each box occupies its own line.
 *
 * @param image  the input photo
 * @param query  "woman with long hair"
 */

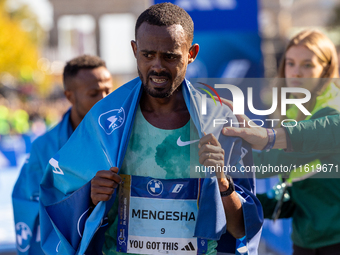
xmin=255 ymin=29 xmax=340 ymax=255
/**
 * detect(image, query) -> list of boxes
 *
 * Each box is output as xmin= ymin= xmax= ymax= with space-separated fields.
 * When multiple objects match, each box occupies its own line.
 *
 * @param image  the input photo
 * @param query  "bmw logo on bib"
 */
xmin=147 ymin=179 xmax=163 ymax=196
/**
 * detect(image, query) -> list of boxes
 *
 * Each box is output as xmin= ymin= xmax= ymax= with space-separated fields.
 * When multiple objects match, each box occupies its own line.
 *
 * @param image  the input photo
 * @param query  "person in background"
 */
xmin=11 ymin=54 xmax=113 ymax=255
xmin=225 ymin=30 xmax=340 ymax=255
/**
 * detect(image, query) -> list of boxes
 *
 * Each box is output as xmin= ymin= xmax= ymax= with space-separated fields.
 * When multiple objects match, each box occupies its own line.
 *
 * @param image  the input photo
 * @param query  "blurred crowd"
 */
xmin=0 ymin=94 xmax=70 ymax=138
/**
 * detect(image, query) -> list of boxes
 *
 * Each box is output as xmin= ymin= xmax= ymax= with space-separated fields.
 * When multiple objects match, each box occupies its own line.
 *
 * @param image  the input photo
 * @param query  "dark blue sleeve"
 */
xmin=40 ymin=180 xmax=116 ymax=255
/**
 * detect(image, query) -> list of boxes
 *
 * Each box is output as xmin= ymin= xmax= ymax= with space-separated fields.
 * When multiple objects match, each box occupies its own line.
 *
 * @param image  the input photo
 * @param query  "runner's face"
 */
xmin=70 ymin=67 xmax=113 ymax=119
xmin=132 ymin=23 xmax=196 ymax=98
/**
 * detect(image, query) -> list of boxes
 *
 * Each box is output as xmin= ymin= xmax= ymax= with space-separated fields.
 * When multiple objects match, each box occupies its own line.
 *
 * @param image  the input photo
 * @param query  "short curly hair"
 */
xmin=135 ymin=2 xmax=194 ymax=44
xmin=63 ymin=55 xmax=107 ymax=90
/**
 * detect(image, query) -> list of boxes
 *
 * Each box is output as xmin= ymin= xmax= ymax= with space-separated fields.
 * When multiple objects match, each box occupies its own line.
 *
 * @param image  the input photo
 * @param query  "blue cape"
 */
xmin=12 ymin=110 xmax=72 ymax=255
xmin=40 ymin=78 xmax=263 ymax=255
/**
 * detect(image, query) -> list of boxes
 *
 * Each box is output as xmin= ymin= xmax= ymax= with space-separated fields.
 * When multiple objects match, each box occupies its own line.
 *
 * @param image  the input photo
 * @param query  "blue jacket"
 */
xmin=12 ymin=110 xmax=73 ymax=255
xmin=39 ymin=78 xmax=263 ymax=255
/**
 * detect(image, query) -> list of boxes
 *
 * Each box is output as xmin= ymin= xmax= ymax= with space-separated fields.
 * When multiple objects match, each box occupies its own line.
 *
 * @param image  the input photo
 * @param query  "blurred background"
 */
xmin=1 ymin=0 xmax=340 ymax=254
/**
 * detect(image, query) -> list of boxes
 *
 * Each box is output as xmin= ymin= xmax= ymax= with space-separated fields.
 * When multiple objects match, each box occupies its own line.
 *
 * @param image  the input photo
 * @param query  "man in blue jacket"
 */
xmin=40 ymin=3 xmax=263 ymax=255
xmin=12 ymin=54 xmax=113 ymax=255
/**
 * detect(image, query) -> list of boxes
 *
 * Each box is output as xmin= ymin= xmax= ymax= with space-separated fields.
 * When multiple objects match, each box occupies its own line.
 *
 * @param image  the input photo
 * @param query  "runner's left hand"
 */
xmin=198 ymin=133 xmax=225 ymax=170
xmin=198 ymin=133 xmax=230 ymax=191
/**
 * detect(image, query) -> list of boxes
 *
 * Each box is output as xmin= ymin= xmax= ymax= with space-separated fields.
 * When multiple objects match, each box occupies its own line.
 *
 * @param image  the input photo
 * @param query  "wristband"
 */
xmin=220 ymin=175 xmax=235 ymax=197
xmin=263 ymin=128 xmax=276 ymax=152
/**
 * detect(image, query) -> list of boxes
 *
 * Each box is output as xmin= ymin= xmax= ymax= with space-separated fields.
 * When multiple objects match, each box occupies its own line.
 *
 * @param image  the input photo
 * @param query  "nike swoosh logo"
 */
xmin=177 ymin=136 xmax=200 ymax=146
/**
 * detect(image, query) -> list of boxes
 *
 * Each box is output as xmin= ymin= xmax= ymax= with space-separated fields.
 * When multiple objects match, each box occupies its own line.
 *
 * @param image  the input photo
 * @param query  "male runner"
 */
xmin=12 ymin=55 xmax=113 ymax=254
xmin=40 ymin=4 xmax=262 ymax=255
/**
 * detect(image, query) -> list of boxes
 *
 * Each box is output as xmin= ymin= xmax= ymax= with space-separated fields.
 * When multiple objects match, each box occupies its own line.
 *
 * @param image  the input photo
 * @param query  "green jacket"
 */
xmin=255 ymin=84 xmax=340 ymax=249
xmin=284 ymin=112 xmax=340 ymax=154
xmin=284 ymin=82 xmax=340 ymax=154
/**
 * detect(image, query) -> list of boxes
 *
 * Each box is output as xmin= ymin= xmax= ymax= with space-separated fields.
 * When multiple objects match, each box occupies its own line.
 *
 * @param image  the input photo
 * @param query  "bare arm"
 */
xmin=219 ymin=178 xmax=245 ymax=238
xmin=198 ymin=133 xmax=245 ymax=238
xmin=219 ymin=97 xmax=287 ymax=150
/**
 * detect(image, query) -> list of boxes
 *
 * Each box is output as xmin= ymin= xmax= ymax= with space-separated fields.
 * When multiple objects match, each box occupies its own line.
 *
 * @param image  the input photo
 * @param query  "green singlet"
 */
xmin=103 ymin=106 xmax=217 ymax=255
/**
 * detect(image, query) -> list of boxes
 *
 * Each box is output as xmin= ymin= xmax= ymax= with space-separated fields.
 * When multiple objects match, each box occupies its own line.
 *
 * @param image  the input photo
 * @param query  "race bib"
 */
xmin=116 ymin=175 xmax=207 ymax=255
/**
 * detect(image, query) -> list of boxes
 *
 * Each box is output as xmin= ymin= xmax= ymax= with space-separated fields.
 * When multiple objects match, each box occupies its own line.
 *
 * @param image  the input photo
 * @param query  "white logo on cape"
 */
xmin=15 ymin=222 xmax=32 ymax=252
xmin=98 ymin=107 xmax=125 ymax=135
xmin=237 ymin=246 xmax=248 ymax=254
xmin=56 ymin=241 xmax=61 ymax=252
xmin=49 ymin=157 xmax=64 ymax=175
xmin=77 ymin=208 xmax=90 ymax=237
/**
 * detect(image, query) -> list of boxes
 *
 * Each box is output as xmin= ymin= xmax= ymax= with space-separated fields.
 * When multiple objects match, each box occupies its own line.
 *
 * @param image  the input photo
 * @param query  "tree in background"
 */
xmin=0 ymin=0 xmax=51 ymax=96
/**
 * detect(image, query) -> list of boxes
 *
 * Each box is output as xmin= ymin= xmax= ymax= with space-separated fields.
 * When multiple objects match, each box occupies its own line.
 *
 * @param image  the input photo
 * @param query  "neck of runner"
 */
xmin=140 ymin=86 xmax=190 ymax=129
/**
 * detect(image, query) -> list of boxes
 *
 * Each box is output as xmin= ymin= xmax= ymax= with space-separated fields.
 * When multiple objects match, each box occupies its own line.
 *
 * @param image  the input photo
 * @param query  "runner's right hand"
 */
xmin=91 ymin=166 xmax=121 ymax=206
